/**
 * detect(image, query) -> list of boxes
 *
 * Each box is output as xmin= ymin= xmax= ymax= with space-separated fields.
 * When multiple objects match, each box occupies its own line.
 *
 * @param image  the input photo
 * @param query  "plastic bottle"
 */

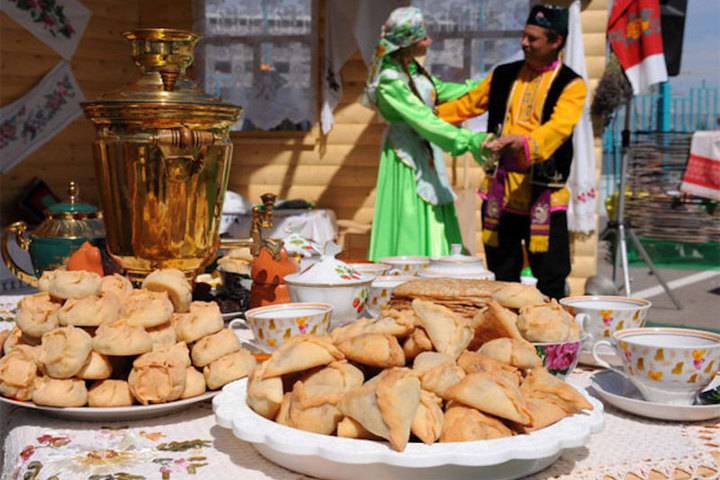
xmin=520 ymin=266 xmax=538 ymax=287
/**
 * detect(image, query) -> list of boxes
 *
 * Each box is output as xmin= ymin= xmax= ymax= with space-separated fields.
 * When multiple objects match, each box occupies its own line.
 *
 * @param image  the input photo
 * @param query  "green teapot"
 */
xmin=1 ymin=182 xmax=105 ymax=287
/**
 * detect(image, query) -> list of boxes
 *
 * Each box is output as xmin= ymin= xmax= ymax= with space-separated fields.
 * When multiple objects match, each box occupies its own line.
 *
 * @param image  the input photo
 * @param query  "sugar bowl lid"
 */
xmin=421 ymin=244 xmax=494 ymax=280
xmin=285 ymin=243 xmax=373 ymax=285
xmin=283 ymin=223 xmax=321 ymax=258
xmin=430 ymin=243 xmax=484 ymax=265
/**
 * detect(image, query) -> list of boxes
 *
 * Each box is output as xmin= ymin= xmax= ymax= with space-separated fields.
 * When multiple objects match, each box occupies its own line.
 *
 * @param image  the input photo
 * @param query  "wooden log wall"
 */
xmin=1 ymin=0 xmax=608 ymax=294
xmin=0 ymin=1 xmax=139 ymax=222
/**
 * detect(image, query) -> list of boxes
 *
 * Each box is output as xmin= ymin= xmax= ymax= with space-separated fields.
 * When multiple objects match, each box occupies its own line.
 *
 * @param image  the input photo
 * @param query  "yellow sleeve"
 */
xmin=436 ymin=72 xmax=493 ymax=124
xmin=526 ymin=78 xmax=587 ymax=163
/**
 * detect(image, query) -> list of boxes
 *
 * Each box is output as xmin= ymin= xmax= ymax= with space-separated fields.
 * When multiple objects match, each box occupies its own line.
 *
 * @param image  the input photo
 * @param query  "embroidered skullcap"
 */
xmin=364 ymin=7 xmax=428 ymax=106
xmin=526 ymin=5 xmax=569 ymax=37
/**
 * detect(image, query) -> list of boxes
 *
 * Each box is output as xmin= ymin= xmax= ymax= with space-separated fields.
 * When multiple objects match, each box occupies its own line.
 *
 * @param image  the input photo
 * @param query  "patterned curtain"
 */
xmin=193 ymin=0 xmax=317 ymax=131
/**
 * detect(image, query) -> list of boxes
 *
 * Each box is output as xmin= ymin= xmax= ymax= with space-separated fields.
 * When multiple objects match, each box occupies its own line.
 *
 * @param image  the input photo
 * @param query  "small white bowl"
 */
xmin=377 ymin=256 xmax=430 ymax=276
xmin=284 ymin=273 xmax=373 ymax=329
xmin=348 ymin=263 xmax=391 ymax=279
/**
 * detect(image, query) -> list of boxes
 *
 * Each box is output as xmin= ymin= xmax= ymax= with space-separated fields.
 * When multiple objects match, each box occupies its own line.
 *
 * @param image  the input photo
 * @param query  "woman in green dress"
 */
xmin=365 ymin=7 xmax=493 ymax=261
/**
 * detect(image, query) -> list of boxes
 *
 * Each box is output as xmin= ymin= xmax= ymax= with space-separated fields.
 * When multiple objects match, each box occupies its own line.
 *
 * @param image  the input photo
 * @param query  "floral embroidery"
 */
xmin=37 ymin=434 xmax=71 ymax=447
xmin=17 ymin=431 xmax=212 ymax=480
xmin=0 ymin=106 xmax=26 ymax=149
xmin=21 ymin=75 xmax=77 ymax=142
xmin=8 ymin=0 xmax=77 ymax=39
xmin=139 ymin=431 xmax=165 ymax=442
xmin=20 ymin=445 xmax=36 ymax=462
xmin=626 ymin=18 xmax=651 ymax=40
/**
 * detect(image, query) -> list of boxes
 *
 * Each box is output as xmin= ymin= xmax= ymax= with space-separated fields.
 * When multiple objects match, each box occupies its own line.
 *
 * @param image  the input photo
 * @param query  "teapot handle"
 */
xmin=1 ymin=221 xmax=38 ymax=287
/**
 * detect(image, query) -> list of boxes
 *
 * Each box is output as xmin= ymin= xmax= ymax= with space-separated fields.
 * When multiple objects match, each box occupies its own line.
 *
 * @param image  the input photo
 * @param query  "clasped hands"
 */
xmin=482 ymin=134 xmax=531 ymax=171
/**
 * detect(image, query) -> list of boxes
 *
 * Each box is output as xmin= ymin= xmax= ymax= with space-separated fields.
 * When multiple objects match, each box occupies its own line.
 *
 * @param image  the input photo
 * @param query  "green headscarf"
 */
xmin=364 ymin=6 xmax=428 ymax=107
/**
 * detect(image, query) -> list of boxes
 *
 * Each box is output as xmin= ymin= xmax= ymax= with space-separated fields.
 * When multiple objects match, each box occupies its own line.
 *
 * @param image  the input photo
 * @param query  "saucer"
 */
xmin=590 ymin=369 xmax=720 ymax=422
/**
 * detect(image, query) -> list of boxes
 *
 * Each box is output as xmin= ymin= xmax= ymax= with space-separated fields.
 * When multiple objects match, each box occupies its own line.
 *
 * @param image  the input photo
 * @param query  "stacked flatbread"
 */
xmin=0 ymin=268 xmax=255 ymax=408
xmin=389 ymin=278 xmax=581 ymax=346
xmin=247 ymin=295 xmax=593 ymax=452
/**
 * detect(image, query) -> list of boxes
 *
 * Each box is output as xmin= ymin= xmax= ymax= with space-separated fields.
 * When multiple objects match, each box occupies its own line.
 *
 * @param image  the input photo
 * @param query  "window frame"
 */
xmin=417 ymin=0 xmax=530 ymax=81
xmin=195 ymin=0 xmax=322 ymax=141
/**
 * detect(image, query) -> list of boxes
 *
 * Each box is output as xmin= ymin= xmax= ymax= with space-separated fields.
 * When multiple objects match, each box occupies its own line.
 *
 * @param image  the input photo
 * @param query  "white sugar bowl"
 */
xmin=284 ymin=243 xmax=373 ymax=329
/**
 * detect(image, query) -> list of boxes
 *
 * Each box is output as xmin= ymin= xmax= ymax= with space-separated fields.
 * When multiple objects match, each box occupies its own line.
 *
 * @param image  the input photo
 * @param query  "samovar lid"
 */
xmin=82 ymin=28 xmax=242 ymax=127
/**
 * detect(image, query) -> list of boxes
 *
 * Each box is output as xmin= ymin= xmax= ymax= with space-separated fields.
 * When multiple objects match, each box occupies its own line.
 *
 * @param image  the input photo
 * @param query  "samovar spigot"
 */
xmin=249 ymin=193 xmax=284 ymax=260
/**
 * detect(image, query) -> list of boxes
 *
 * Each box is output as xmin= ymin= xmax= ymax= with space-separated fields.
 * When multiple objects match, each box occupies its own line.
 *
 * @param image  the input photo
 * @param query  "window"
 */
xmin=194 ymin=0 xmax=318 ymax=132
xmin=412 ymin=0 xmax=530 ymax=82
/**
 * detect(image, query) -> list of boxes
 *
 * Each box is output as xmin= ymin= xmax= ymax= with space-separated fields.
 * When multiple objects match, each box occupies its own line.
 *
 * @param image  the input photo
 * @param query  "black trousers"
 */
xmin=483 ymin=211 xmax=571 ymax=300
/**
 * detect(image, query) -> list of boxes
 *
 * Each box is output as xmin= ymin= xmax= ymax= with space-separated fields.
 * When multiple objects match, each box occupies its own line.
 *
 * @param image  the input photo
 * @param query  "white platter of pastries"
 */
xmin=0 ymin=269 xmax=259 ymax=421
xmin=214 ymin=278 xmax=604 ymax=480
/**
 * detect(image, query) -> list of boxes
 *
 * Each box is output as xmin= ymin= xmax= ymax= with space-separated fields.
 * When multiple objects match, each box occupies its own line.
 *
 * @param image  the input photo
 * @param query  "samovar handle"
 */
xmin=1 ymin=221 xmax=38 ymax=287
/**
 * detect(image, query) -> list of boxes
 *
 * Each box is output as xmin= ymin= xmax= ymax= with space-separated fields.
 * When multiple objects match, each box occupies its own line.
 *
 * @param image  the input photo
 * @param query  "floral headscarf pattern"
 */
xmin=363 ymin=7 xmax=428 ymax=107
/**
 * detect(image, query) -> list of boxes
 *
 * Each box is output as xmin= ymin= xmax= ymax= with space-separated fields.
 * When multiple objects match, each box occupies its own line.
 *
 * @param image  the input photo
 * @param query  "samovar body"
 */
xmin=83 ymin=29 xmax=241 ymax=282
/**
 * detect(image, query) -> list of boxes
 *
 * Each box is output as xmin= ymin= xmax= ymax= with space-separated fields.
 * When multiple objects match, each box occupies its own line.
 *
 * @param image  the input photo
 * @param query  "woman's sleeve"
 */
xmin=433 ymin=77 xmax=482 ymax=103
xmin=436 ymin=72 xmax=493 ymax=124
xmin=376 ymin=77 xmax=490 ymax=161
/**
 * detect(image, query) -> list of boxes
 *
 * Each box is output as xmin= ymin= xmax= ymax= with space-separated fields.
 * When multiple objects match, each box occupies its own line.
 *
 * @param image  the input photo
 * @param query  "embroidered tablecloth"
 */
xmin=222 ymin=209 xmax=338 ymax=246
xmin=680 ymin=130 xmax=720 ymax=201
xmin=1 ymin=293 xmax=720 ymax=480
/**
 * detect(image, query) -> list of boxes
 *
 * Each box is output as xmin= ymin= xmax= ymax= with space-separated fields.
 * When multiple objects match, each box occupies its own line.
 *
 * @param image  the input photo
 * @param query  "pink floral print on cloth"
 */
xmin=14 ymin=428 xmax=212 ymax=479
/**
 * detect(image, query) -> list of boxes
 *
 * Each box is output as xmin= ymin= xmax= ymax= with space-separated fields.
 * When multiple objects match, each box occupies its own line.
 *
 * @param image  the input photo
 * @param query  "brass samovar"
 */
xmin=82 ymin=28 xmax=242 ymax=282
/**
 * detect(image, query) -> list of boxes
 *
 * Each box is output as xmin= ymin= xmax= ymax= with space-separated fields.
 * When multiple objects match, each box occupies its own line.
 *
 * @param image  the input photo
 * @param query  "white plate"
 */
xmin=590 ymin=369 xmax=720 ymax=422
xmin=214 ymin=379 xmax=604 ymax=480
xmin=0 ymin=391 xmax=218 ymax=421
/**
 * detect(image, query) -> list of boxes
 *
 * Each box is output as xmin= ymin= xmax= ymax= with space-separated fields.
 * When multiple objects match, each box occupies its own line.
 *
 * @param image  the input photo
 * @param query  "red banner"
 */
xmin=608 ymin=0 xmax=667 ymax=93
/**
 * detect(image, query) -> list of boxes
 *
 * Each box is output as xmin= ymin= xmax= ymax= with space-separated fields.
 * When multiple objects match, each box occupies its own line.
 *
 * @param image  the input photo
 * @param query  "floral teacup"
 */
xmin=368 ymin=275 xmax=414 ymax=318
xmin=533 ymin=335 xmax=587 ymax=379
xmin=593 ymin=327 xmax=720 ymax=405
xmin=559 ymin=296 xmax=651 ymax=353
xmin=377 ymin=256 xmax=429 ymax=276
xmin=239 ymin=303 xmax=333 ymax=351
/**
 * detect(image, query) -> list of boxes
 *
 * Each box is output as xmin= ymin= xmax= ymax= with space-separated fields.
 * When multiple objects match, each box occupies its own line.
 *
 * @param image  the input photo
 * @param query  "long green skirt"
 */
xmin=368 ymin=148 xmax=463 ymax=261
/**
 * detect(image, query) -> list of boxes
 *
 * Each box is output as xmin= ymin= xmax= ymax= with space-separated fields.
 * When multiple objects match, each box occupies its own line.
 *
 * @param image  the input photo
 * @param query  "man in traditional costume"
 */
xmin=365 ymin=7 xmax=493 ymax=261
xmin=438 ymin=5 xmax=587 ymax=299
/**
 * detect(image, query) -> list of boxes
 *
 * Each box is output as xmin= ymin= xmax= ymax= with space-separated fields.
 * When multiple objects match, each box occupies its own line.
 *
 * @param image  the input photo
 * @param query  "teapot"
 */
xmin=1 ymin=182 xmax=105 ymax=286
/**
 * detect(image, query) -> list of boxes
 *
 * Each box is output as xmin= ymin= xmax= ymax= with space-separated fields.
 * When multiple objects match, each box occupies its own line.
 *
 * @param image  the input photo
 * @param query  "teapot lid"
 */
xmin=34 ymin=182 xmax=105 ymax=239
xmin=47 ymin=182 xmax=97 ymax=216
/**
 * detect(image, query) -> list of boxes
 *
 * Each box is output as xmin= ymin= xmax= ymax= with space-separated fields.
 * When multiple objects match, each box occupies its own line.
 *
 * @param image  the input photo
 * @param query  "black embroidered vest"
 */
xmin=487 ymin=60 xmax=581 ymax=186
